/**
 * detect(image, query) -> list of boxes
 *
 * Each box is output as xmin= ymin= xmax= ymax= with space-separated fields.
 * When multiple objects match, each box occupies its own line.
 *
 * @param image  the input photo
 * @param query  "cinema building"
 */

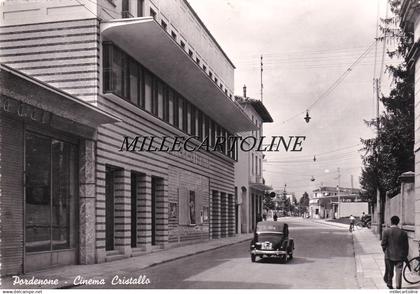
xmin=0 ymin=0 xmax=256 ymax=275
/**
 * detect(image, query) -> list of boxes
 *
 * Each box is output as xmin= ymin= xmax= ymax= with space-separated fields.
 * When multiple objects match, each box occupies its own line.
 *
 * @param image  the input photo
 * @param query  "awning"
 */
xmin=250 ymin=182 xmax=272 ymax=191
xmin=101 ymin=18 xmax=257 ymax=133
xmin=0 ymin=64 xmax=120 ymax=127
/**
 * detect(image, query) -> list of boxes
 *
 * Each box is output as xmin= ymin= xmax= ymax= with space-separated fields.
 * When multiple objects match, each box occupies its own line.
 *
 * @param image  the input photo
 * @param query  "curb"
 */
xmin=53 ymin=237 xmax=252 ymax=289
xmin=145 ymin=237 xmax=252 ymax=269
xmin=352 ymin=231 xmax=363 ymax=289
xmin=308 ymin=219 xmax=348 ymax=229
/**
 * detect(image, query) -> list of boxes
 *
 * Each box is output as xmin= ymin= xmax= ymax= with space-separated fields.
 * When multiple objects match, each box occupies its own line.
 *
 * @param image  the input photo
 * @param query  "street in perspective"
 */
xmin=1 ymin=0 xmax=420 ymax=292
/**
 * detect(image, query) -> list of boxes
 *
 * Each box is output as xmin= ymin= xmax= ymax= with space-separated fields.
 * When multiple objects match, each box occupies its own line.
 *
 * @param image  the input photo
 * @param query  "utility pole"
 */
xmin=375 ymin=78 xmax=382 ymax=239
xmin=260 ymin=55 xmax=263 ymax=102
xmin=337 ymin=167 xmax=341 ymax=187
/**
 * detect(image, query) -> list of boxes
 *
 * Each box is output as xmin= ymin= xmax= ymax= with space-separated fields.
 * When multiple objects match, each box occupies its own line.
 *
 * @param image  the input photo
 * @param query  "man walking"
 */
xmin=349 ymin=215 xmax=355 ymax=232
xmin=381 ymin=215 xmax=409 ymax=289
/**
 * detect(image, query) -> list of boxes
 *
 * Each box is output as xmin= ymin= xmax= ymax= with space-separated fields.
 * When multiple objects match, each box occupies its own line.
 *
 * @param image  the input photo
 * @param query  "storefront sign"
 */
xmin=0 ymin=96 xmax=52 ymax=124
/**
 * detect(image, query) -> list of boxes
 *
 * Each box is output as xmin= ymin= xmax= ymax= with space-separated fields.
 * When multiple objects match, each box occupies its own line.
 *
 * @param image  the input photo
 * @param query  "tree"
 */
xmin=360 ymin=0 xmax=414 ymax=202
xmin=263 ymin=192 xmax=275 ymax=211
xmin=299 ymin=192 xmax=310 ymax=214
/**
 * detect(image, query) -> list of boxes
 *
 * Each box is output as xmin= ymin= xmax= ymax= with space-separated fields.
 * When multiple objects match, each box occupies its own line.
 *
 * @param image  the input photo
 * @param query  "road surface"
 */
xmin=79 ymin=218 xmax=358 ymax=289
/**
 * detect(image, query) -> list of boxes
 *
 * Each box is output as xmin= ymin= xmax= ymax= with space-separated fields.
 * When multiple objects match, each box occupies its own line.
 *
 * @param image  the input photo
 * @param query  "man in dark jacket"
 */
xmin=381 ymin=215 xmax=409 ymax=289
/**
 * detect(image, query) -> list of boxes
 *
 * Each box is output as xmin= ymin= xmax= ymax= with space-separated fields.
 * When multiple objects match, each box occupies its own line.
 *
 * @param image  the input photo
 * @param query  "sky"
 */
xmin=188 ymin=0 xmax=393 ymax=197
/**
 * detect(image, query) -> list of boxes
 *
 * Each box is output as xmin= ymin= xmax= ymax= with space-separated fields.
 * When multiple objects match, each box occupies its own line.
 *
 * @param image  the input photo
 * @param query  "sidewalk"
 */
xmin=2 ymin=233 xmax=253 ymax=289
xmin=310 ymin=219 xmax=416 ymax=289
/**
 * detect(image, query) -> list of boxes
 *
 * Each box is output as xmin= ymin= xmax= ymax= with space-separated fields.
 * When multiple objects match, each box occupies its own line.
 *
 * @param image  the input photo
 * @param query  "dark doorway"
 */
xmin=131 ymin=173 xmax=137 ymax=248
xmin=105 ymin=167 xmax=115 ymax=251
xmin=151 ymin=177 xmax=156 ymax=245
xmin=235 ymin=204 xmax=239 ymax=234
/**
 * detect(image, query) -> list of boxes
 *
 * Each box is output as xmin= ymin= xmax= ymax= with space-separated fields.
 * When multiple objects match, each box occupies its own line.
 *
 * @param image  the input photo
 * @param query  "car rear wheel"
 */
xmin=251 ymin=254 xmax=256 ymax=262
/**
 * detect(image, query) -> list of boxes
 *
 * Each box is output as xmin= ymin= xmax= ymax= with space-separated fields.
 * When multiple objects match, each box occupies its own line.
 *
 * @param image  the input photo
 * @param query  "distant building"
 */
xmin=234 ymin=87 xmax=273 ymax=233
xmin=309 ymin=186 xmax=367 ymax=219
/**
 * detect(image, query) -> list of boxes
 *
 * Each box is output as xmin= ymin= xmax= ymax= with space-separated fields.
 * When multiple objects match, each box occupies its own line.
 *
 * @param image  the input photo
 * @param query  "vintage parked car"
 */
xmin=250 ymin=221 xmax=294 ymax=263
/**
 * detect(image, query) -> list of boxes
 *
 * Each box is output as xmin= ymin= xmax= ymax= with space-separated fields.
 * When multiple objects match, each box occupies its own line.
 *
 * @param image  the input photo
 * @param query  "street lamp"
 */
xmin=304 ymin=110 xmax=311 ymax=123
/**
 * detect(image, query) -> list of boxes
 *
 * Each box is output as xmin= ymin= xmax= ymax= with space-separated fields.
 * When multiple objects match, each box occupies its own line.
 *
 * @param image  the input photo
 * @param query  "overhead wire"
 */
xmin=279 ymin=41 xmax=377 ymax=124
xmin=264 ymin=143 xmax=362 ymax=162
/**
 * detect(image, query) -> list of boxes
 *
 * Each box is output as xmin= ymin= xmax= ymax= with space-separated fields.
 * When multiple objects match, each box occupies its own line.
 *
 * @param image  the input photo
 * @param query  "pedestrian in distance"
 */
xmin=273 ymin=213 xmax=278 ymax=221
xmin=349 ymin=215 xmax=355 ymax=232
xmin=381 ymin=215 xmax=409 ymax=289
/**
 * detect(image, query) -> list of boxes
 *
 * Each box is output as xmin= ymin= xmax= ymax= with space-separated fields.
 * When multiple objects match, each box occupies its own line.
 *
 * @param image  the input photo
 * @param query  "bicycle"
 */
xmin=355 ymin=220 xmax=371 ymax=230
xmin=403 ymin=255 xmax=420 ymax=284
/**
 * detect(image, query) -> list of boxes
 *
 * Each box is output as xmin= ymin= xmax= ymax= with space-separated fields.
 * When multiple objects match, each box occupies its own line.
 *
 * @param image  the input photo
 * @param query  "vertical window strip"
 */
xmin=103 ymin=43 xmax=237 ymax=160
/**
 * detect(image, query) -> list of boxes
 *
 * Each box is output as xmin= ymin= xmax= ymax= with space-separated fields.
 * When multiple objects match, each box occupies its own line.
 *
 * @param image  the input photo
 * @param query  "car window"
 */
xmin=257 ymin=224 xmax=284 ymax=232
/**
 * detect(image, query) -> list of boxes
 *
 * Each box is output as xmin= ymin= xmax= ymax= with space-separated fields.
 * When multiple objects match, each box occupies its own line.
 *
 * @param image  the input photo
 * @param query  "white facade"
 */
xmin=234 ymin=93 xmax=273 ymax=233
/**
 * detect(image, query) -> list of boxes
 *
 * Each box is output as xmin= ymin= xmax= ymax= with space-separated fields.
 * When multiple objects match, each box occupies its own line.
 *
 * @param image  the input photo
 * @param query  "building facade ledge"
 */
xmin=100 ymin=18 xmax=256 ymax=133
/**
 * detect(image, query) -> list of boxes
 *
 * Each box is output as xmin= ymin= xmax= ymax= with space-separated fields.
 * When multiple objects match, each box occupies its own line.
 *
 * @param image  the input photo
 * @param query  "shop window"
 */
xmin=25 ymin=132 xmax=77 ymax=253
xmin=189 ymin=191 xmax=196 ymax=225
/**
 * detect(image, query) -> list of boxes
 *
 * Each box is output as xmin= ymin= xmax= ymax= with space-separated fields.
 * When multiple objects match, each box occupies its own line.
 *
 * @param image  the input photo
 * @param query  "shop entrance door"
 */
xmin=25 ymin=132 xmax=78 ymax=272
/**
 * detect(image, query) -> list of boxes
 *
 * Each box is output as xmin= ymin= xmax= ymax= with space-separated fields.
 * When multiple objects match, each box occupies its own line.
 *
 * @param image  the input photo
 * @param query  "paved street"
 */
xmin=78 ymin=218 xmax=358 ymax=289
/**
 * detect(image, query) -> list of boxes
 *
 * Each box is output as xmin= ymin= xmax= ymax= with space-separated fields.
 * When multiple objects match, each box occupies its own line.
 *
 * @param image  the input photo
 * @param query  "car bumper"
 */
xmin=251 ymin=249 xmax=288 ymax=255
